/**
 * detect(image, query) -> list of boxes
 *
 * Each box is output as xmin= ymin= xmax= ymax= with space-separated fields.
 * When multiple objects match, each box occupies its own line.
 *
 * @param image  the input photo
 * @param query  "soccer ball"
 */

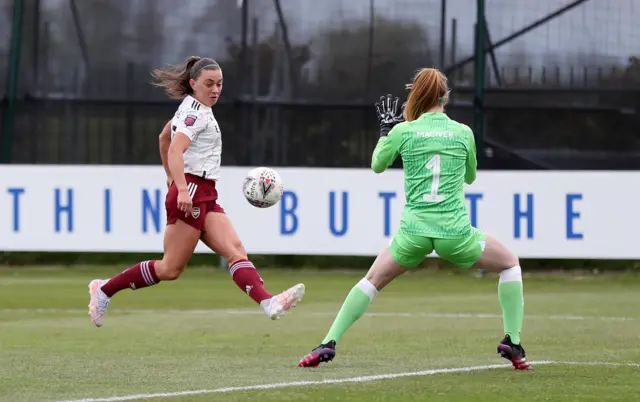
xmin=242 ymin=167 xmax=284 ymax=208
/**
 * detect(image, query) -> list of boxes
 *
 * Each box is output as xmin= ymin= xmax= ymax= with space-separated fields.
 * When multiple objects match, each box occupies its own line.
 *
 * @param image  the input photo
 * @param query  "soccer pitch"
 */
xmin=1 ymin=266 xmax=639 ymax=401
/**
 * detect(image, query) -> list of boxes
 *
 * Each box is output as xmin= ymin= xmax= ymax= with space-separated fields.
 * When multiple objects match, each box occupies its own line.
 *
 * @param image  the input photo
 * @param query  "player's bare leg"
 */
xmin=298 ymin=246 xmax=407 ymax=367
xmin=200 ymin=212 xmax=305 ymax=320
xmin=88 ymin=220 xmax=200 ymax=327
xmin=473 ymin=234 xmax=530 ymax=370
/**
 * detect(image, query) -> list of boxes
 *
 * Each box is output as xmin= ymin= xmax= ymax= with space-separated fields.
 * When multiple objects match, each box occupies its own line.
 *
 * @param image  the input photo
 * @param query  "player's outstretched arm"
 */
xmin=371 ymin=94 xmax=404 ymax=174
xmin=464 ymin=128 xmax=477 ymax=184
xmin=371 ymin=126 xmax=402 ymax=174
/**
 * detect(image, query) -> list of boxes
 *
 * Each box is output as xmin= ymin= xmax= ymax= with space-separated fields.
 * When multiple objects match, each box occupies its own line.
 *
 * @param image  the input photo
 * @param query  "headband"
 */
xmin=191 ymin=63 xmax=218 ymax=78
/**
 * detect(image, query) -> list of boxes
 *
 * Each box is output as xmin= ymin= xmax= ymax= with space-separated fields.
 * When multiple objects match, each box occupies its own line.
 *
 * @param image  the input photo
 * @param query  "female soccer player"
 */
xmin=298 ymin=68 xmax=529 ymax=370
xmin=87 ymin=56 xmax=305 ymax=327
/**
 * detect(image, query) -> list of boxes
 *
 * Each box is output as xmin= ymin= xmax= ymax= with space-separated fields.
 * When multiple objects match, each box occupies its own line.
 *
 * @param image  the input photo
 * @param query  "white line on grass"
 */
xmin=1 ymin=308 xmax=637 ymax=322
xmin=56 ymin=361 xmax=640 ymax=402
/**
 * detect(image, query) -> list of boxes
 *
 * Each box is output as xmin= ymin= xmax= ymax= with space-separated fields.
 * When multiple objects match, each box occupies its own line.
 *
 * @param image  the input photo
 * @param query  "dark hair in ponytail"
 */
xmin=151 ymin=56 xmax=221 ymax=99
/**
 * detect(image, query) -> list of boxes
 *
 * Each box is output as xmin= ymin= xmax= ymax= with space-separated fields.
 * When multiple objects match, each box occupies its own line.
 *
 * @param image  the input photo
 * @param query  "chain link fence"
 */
xmin=2 ymin=0 xmax=639 ymax=167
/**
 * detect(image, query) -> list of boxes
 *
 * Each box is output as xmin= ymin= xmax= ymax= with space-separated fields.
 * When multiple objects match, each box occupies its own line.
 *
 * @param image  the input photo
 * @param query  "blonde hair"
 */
xmin=403 ymin=68 xmax=449 ymax=122
xmin=151 ymin=56 xmax=221 ymax=100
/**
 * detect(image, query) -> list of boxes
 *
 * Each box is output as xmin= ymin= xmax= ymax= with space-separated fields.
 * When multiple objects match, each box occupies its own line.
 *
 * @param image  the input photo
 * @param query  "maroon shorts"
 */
xmin=165 ymin=174 xmax=225 ymax=231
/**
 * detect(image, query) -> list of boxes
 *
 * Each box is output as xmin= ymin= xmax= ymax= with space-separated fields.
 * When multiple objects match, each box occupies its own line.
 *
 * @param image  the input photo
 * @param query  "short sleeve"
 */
xmin=173 ymin=109 xmax=208 ymax=141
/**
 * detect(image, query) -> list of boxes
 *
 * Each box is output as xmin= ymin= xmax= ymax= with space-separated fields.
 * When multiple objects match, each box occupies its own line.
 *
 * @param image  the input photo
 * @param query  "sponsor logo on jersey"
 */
xmin=415 ymin=131 xmax=453 ymax=138
xmin=184 ymin=114 xmax=198 ymax=127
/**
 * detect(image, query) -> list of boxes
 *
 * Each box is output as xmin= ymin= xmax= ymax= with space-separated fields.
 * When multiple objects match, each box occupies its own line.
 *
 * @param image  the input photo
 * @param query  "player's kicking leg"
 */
xmin=87 ymin=279 xmax=111 ymax=327
xmin=226 ymin=258 xmax=306 ymax=320
xmin=298 ymin=246 xmax=409 ymax=367
xmin=262 ymin=281 xmax=306 ymax=320
xmin=471 ymin=232 xmax=530 ymax=370
xmin=200 ymin=212 xmax=305 ymax=320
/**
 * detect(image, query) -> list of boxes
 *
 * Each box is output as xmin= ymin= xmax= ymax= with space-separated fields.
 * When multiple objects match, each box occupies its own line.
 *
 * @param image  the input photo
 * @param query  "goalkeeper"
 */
xmin=298 ymin=68 xmax=530 ymax=371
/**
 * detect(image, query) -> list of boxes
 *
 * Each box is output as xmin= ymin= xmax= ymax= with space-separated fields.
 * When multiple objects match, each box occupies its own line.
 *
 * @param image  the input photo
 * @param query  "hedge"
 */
xmin=1 ymin=252 xmax=639 ymax=272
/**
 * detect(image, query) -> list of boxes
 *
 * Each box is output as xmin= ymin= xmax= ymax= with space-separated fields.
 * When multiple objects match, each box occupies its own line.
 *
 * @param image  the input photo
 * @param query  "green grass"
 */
xmin=1 ymin=266 xmax=639 ymax=401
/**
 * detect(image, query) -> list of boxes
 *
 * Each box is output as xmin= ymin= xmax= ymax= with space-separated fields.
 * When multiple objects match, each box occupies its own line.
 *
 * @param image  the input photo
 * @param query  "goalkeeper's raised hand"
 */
xmin=374 ymin=94 xmax=404 ymax=137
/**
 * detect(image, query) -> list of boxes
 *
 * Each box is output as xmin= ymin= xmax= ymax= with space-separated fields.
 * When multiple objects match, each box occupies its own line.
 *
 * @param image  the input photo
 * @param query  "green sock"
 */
xmin=498 ymin=266 xmax=524 ymax=344
xmin=322 ymin=278 xmax=378 ymax=344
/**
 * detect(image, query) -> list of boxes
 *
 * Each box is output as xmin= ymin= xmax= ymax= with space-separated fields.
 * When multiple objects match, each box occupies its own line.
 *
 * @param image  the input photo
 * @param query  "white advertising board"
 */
xmin=0 ymin=165 xmax=632 ymax=259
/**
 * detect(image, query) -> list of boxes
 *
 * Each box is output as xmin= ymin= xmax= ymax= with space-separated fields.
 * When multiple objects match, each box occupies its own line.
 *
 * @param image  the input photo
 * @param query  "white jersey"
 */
xmin=170 ymin=95 xmax=222 ymax=180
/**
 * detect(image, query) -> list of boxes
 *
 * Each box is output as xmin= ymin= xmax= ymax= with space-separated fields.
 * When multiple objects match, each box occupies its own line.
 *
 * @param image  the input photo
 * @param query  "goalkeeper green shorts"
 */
xmin=389 ymin=227 xmax=486 ymax=269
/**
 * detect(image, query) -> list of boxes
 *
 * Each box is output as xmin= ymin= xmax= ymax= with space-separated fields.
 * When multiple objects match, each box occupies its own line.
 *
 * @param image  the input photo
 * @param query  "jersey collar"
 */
xmin=420 ymin=112 xmax=448 ymax=120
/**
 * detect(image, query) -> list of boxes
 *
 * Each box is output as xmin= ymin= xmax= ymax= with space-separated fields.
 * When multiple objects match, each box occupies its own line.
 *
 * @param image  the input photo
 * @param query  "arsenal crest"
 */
xmin=191 ymin=207 xmax=201 ymax=219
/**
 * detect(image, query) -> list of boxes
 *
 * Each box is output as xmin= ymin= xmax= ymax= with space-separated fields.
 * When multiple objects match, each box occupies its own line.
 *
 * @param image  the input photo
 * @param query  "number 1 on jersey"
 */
xmin=424 ymin=154 xmax=445 ymax=202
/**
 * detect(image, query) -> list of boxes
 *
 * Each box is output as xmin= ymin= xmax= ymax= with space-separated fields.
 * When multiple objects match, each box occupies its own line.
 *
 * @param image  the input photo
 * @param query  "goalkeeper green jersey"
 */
xmin=371 ymin=112 xmax=477 ymax=238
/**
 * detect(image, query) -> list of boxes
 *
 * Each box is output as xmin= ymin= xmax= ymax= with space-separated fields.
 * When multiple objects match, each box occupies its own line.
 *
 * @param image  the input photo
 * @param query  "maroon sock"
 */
xmin=229 ymin=260 xmax=272 ymax=304
xmin=101 ymin=260 xmax=160 ymax=297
